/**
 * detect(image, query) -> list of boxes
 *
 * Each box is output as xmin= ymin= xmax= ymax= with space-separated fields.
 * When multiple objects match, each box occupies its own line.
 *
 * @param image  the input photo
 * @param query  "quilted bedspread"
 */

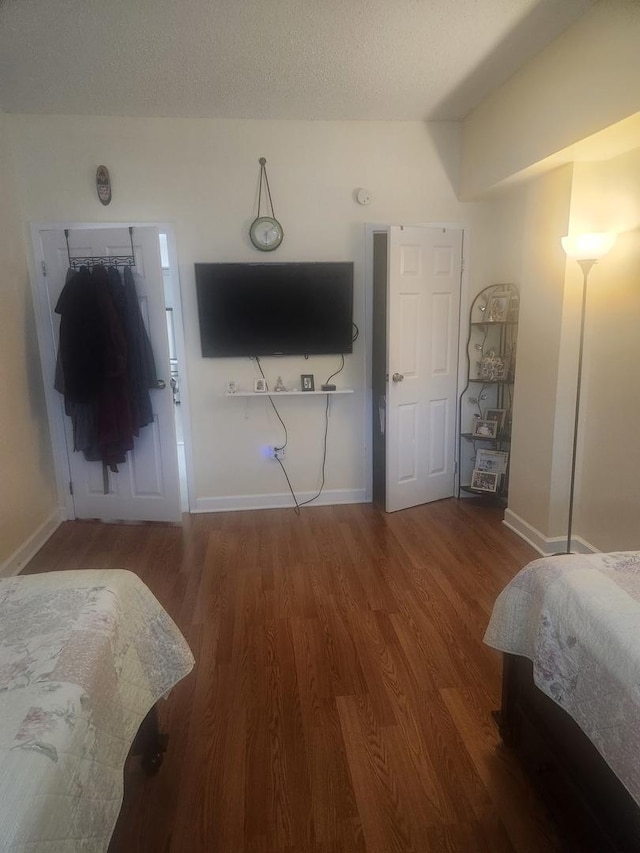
xmin=0 ymin=569 xmax=194 ymax=852
xmin=484 ymin=551 xmax=640 ymax=806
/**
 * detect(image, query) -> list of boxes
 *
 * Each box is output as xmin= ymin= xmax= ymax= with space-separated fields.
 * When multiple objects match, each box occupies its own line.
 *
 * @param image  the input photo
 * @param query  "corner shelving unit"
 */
xmin=457 ymin=283 xmax=519 ymax=504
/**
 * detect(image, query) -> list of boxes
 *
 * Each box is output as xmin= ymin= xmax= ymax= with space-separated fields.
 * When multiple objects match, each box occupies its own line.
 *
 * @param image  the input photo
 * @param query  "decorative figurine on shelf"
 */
xmin=274 ymin=376 xmax=286 ymax=392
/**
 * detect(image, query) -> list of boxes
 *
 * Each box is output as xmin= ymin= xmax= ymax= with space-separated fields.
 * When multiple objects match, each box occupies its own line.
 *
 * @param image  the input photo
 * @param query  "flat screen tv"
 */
xmin=195 ymin=262 xmax=354 ymax=357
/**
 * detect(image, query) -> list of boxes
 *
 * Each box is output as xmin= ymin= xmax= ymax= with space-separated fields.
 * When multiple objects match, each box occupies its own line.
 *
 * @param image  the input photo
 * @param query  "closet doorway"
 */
xmin=369 ymin=224 xmax=465 ymax=512
xmin=30 ymin=224 xmax=190 ymax=523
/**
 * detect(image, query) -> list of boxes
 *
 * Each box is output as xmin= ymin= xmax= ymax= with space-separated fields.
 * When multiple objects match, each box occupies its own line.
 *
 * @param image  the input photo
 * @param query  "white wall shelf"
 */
xmin=225 ymin=389 xmax=354 ymax=397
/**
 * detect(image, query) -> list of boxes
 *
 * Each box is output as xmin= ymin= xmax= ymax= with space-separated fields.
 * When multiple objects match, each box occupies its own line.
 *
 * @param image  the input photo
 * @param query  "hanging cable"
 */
xmin=297 ymin=393 xmax=330 ymax=508
xmin=255 ymin=357 xmax=288 ymax=452
xmin=253 ymin=357 xmax=331 ymax=511
xmin=324 ymin=353 xmax=344 ymax=387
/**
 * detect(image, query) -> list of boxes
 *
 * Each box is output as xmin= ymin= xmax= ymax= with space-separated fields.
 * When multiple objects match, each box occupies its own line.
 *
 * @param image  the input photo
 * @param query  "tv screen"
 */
xmin=195 ymin=262 xmax=354 ymax=357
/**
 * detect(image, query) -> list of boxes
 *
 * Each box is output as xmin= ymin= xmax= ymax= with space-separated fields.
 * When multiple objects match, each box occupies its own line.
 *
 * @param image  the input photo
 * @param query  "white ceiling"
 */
xmin=0 ymin=0 xmax=595 ymax=121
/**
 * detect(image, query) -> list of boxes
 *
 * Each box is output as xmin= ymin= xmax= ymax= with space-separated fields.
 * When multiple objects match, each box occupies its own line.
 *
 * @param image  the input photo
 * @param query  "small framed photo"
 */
xmin=301 ymin=374 xmax=315 ymax=392
xmin=487 ymin=294 xmax=510 ymax=323
xmin=484 ymin=408 xmax=506 ymax=430
xmin=254 ymin=378 xmax=267 ymax=393
xmin=475 ymin=449 xmax=508 ymax=475
xmin=471 ymin=418 xmax=498 ymax=439
xmin=471 ymin=469 xmax=499 ymax=493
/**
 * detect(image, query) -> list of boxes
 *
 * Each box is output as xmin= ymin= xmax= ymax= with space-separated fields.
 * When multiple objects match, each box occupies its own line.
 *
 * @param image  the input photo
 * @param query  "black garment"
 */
xmin=54 ymin=266 xmax=107 ymax=403
xmin=54 ymin=264 xmax=158 ymax=471
xmin=122 ymin=267 xmax=157 ymax=430
xmin=92 ymin=265 xmax=133 ymax=469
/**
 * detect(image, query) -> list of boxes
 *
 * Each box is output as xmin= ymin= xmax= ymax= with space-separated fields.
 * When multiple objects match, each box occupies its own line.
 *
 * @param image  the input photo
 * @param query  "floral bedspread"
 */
xmin=484 ymin=551 xmax=640 ymax=805
xmin=0 ymin=569 xmax=194 ymax=852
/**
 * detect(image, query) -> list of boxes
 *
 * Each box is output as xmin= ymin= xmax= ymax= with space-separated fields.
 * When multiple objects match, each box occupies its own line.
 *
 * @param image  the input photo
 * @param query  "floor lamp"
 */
xmin=560 ymin=231 xmax=617 ymax=553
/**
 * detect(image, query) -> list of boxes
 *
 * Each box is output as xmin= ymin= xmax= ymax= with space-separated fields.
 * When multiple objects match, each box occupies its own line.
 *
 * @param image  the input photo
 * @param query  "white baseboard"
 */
xmin=0 ymin=510 xmax=64 ymax=578
xmin=503 ymin=508 xmax=599 ymax=556
xmin=193 ymin=488 xmax=368 ymax=514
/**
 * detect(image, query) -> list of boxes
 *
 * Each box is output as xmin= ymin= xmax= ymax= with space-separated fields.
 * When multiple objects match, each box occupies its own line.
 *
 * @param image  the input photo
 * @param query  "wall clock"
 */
xmin=249 ymin=158 xmax=283 ymax=252
xmin=249 ymin=216 xmax=283 ymax=251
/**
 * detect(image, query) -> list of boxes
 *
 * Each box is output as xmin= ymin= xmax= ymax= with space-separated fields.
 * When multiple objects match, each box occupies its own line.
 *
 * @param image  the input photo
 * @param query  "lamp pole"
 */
xmin=560 ymin=231 xmax=616 ymax=554
xmin=566 ymin=258 xmax=596 ymax=554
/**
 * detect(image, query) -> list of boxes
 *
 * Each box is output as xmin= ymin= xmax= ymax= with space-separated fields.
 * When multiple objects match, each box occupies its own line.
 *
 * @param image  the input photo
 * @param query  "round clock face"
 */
xmin=249 ymin=216 xmax=284 ymax=252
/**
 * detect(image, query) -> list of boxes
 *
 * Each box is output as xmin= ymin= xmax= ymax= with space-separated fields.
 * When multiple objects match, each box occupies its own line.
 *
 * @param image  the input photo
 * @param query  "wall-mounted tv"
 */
xmin=195 ymin=262 xmax=354 ymax=357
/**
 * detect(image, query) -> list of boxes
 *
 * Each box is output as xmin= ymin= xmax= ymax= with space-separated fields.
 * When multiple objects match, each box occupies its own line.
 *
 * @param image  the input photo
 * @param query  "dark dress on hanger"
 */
xmin=54 ymin=263 xmax=159 ymax=472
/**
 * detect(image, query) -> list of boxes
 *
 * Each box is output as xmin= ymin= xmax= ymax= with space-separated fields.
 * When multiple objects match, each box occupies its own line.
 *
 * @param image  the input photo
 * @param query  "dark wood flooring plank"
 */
xmin=21 ymin=498 xmax=573 ymax=853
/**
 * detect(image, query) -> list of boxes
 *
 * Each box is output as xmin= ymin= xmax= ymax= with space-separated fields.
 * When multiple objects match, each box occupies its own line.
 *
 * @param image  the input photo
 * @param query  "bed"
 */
xmin=0 ymin=569 xmax=194 ymax=853
xmin=485 ymin=551 xmax=640 ymax=852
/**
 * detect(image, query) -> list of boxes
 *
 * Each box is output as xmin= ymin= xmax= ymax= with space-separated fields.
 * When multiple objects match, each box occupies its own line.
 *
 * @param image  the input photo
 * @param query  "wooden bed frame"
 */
xmin=496 ymin=653 xmax=640 ymax=852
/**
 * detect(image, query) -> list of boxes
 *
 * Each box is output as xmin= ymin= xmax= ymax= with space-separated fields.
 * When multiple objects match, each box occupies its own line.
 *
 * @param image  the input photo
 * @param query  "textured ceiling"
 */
xmin=0 ymin=0 xmax=595 ymax=121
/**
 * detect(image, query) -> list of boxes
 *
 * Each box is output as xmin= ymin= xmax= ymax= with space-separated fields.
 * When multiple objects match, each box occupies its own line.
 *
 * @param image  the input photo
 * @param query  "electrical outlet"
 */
xmin=272 ymin=446 xmax=285 ymax=461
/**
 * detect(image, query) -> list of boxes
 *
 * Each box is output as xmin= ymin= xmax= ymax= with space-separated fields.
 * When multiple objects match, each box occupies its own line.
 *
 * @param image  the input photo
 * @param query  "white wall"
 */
xmin=0 ymin=113 xmax=57 ymax=571
xmin=566 ymin=149 xmax=640 ymax=551
xmin=460 ymin=0 xmax=640 ymax=198
xmin=9 ymin=115 xmax=489 ymax=509
xmin=499 ymin=149 xmax=640 ymax=555
xmin=506 ymin=166 xmax=574 ymax=543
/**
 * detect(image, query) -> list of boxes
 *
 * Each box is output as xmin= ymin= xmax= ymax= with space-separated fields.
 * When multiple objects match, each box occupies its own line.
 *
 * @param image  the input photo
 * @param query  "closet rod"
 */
xmin=65 ymin=227 xmax=136 ymax=269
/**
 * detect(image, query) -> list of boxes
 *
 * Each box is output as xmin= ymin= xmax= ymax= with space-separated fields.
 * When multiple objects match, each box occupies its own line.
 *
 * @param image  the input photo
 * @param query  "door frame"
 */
xmin=363 ymin=222 xmax=471 ymax=504
xmin=28 ymin=220 xmax=195 ymax=520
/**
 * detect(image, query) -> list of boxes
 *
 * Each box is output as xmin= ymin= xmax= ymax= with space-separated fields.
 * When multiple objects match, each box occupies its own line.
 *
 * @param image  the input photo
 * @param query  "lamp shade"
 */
xmin=561 ymin=232 xmax=617 ymax=260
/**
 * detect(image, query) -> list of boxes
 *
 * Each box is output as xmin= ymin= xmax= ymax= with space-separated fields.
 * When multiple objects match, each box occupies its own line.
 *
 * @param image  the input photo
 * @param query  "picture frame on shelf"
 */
xmin=254 ymin=378 xmax=267 ymax=393
xmin=475 ymin=448 xmax=509 ymax=475
xmin=471 ymin=469 xmax=499 ymax=493
xmin=301 ymin=374 xmax=315 ymax=391
xmin=484 ymin=408 xmax=506 ymax=430
xmin=471 ymin=418 xmax=498 ymax=439
xmin=487 ymin=294 xmax=510 ymax=323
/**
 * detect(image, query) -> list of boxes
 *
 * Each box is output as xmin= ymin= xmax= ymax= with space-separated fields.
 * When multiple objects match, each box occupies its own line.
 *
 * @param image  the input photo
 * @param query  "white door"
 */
xmin=38 ymin=226 xmax=181 ymax=522
xmin=386 ymin=226 xmax=463 ymax=512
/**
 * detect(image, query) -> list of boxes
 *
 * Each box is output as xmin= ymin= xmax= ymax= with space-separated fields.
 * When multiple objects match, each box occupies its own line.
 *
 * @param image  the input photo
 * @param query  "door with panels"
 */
xmin=36 ymin=226 xmax=181 ymax=522
xmin=385 ymin=226 xmax=463 ymax=512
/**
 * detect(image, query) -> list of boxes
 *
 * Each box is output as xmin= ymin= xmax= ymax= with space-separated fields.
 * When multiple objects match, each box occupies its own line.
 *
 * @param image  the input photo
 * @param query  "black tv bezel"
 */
xmin=195 ymin=261 xmax=354 ymax=359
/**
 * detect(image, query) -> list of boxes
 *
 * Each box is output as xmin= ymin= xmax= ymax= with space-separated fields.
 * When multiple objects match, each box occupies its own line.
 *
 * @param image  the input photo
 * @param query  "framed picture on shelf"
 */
xmin=484 ymin=408 xmax=506 ymax=430
xmin=487 ymin=294 xmax=510 ymax=323
xmin=471 ymin=418 xmax=498 ymax=439
xmin=254 ymin=378 xmax=267 ymax=393
xmin=475 ymin=449 xmax=509 ymax=475
xmin=300 ymin=374 xmax=315 ymax=392
xmin=471 ymin=469 xmax=499 ymax=493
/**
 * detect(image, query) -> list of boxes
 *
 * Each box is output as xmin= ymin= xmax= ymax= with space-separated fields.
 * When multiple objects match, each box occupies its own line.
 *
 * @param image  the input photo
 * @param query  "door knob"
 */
xmin=155 ymin=379 xmax=166 ymax=390
xmin=392 ymin=373 xmax=404 ymax=383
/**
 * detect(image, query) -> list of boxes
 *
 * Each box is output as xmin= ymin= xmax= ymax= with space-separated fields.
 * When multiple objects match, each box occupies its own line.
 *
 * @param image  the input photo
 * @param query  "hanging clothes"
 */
xmin=122 ymin=266 xmax=158 ymax=431
xmin=54 ymin=263 xmax=159 ymax=472
xmin=54 ymin=266 xmax=106 ymax=403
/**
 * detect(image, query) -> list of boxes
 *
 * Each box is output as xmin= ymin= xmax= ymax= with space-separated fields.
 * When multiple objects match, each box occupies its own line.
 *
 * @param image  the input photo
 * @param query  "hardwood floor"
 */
xmin=25 ymin=499 xmax=568 ymax=852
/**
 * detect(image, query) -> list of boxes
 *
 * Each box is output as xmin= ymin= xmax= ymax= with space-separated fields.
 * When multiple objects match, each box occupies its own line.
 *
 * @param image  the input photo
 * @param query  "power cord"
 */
xmin=324 ymin=353 xmax=344 ymax=387
xmin=274 ymin=394 xmax=331 ymax=513
xmin=255 ymin=356 xmax=288 ymax=454
xmin=253 ymin=357 xmax=333 ymax=512
xmin=297 ymin=393 xmax=330 ymax=508
xmin=275 ymin=456 xmax=302 ymax=516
